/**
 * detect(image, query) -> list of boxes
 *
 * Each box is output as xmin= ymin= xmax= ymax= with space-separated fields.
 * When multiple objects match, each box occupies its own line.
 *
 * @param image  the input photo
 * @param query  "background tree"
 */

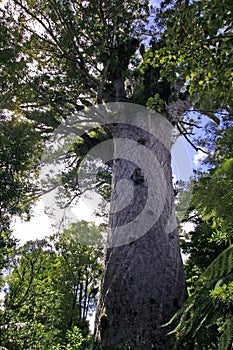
xmin=0 ymin=114 xmax=42 ymax=272
xmin=0 ymin=222 xmax=103 ymax=349
xmin=52 ymin=222 xmax=103 ymax=336
xmin=151 ymin=0 xmax=233 ymax=118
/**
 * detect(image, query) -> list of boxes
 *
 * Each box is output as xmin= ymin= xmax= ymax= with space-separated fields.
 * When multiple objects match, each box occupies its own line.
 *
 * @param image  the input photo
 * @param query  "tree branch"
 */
xmin=177 ymin=124 xmax=209 ymax=154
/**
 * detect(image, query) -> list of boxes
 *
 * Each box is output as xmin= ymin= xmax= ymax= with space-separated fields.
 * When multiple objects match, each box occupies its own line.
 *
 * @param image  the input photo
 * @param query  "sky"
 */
xmin=12 ymin=197 xmax=101 ymax=245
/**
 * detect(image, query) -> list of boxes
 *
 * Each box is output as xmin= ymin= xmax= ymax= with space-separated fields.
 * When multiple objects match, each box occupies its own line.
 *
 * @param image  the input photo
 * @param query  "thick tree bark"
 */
xmin=94 ymin=116 xmax=186 ymax=349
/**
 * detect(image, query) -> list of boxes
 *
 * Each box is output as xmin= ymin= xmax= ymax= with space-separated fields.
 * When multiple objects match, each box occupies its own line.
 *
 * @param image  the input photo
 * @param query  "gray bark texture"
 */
xmin=94 ymin=119 xmax=186 ymax=349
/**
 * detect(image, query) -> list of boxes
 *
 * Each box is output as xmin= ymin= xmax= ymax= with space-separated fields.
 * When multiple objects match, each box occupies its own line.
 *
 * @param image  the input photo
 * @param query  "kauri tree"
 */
xmin=1 ymin=0 xmax=232 ymax=348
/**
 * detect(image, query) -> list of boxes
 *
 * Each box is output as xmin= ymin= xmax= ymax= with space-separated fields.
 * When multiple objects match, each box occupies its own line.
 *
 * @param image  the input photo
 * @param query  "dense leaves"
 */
xmin=1 ymin=0 xmax=150 ymax=126
xmin=166 ymin=246 xmax=233 ymax=349
xmin=0 ymin=115 xmax=42 ymax=270
xmin=0 ymin=222 xmax=103 ymax=349
xmin=172 ymin=122 xmax=233 ymax=348
xmin=152 ymin=0 xmax=233 ymax=116
xmin=191 ymin=123 xmax=233 ymax=243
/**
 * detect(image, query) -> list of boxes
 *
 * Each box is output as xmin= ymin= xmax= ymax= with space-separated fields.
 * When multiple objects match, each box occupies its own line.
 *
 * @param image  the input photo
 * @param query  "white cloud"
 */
xmin=12 ymin=200 xmax=53 ymax=245
xmin=182 ymin=221 xmax=195 ymax=233
xmin=13 ymin=196 xmax=105 ymax=245
xmin=193 ymin=150 xmax=207 ymax=166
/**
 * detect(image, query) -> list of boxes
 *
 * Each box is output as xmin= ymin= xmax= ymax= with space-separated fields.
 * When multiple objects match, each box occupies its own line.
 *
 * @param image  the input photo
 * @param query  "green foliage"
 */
xmin=0 ymin=222 xmax=103 ymax=349
xmin=0 ymin=9 xmax=26 ymax=110
xmin=0 ymin=117 xmax=41 ymax=219
xmin=65 ymin=327 xmax=84 ymax=349
xmin=0 ymin=240 xmax=61 ymax=349
xmin=153 ymin=0 xmax=233 ymax=114
xmin=50 ymin=326 xmax=90 ymax=350
xmin=191 ymin=124 xmax=233 ymax=243
xmin=210 ymin=282 xmax=233 ymax=304
xmin=0 ymin=115 xmax=42 ymax=270
xmin=174 ymin=121 xmax=233 ymax=349
xmin=181 ymin=219 xmax=228 ymax=290
xmin=1 ymin=0 xmax=150 ymax=123
xmin=147 ymin=93 xmax=165 ymax=112
xmin=165 ymin=246 xmax=233 ymax=349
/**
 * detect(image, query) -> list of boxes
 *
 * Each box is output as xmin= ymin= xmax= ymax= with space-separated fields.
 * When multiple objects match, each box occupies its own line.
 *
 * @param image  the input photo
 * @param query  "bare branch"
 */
xmin=180 ymin=120 xmax=202 ymax=129
xmin=177 ymin=124 xmax=209 ymax=154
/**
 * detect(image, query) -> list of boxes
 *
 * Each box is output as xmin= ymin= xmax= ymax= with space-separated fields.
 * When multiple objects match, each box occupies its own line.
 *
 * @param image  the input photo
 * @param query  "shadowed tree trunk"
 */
xmin=94 ymin=108 xmax=187 ymax=349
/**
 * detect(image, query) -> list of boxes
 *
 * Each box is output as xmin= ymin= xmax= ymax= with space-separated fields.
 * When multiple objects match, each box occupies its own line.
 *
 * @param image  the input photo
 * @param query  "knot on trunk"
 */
xmin=131 ymin=167 xmax=144 ymax=184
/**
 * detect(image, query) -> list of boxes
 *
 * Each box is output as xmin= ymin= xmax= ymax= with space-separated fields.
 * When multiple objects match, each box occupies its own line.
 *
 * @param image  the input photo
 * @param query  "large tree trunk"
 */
xmin=94 ymin=109 xmax=186 ymax=349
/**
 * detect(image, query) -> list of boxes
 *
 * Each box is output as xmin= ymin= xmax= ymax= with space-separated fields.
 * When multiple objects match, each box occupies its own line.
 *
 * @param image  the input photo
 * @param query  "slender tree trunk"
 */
xmin=69 ymin=284 xmax=79 ymax=329
xmin=82 ymin=275 xmax=89 ymax=319
xmin=94 ymin=118 xmax=186 ymax=349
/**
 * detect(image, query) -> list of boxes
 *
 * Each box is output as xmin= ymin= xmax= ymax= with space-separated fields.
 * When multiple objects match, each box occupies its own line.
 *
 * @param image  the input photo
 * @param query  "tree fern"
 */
xmin=218 ymin=316 xmax=233 ymax=350
xmin=200 ymin=245 xmax=233 ymax=282
xmin=164 ymin=245 xmax=233 ymax=349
